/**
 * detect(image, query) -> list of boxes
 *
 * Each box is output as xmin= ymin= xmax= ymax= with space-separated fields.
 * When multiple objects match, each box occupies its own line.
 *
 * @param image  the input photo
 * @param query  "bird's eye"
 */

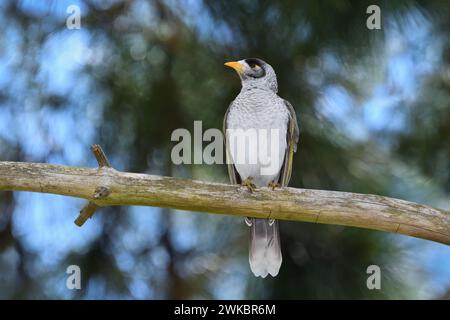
xmin=245 ymin=59 xmax=261 ymax=69
xmin=244 ymin=58 xmax=265 ymax=78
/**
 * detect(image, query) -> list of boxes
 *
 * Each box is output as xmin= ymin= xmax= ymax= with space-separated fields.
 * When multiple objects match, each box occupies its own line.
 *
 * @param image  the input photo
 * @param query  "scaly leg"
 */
xmin=268 ymin=180 xmax=281 ymax=191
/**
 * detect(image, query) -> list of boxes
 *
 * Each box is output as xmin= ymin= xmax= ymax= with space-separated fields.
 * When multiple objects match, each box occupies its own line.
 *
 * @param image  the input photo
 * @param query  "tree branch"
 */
xmin=0 ymin=151 xmax=449 ymax=245
xmin=74 ymin=144 xmax=112 ymax=226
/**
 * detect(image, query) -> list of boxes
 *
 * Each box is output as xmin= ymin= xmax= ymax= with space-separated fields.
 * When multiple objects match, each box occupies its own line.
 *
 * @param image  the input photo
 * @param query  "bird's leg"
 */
xmin=268 ymin=180 xmax=281 ymax=190
xmin=241 ymin=177 xmax=256 ymax=193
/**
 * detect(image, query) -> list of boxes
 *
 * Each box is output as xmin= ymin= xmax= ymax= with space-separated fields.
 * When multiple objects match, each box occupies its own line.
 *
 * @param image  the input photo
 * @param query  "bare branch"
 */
xmin=74 ymin=144 xmax=113 ymax=226
xmin=0 ymin=159 xmax=449 ymax=245
xmin=75 ymin=202 xmax=99 ymax=226
xmin=91 ymin=144 xmax=111 ymax=168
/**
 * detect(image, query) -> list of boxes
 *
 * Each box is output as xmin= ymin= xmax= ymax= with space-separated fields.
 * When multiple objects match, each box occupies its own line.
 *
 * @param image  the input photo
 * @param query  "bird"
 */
xmin=223 ymin=58 xmax=299 ymax=278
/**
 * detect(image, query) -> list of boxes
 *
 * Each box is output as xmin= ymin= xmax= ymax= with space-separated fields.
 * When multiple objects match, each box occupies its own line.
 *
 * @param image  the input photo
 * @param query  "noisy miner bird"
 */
xmin=224 ymin=58 xmax=299 ymax=278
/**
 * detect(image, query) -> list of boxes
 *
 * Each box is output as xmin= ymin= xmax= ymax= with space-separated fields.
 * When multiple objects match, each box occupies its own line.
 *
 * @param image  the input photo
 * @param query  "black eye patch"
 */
xmin=244 ymin=58 xmax=266 ymax=78
xmin=245 ymin=58 xmax=262 ymax=68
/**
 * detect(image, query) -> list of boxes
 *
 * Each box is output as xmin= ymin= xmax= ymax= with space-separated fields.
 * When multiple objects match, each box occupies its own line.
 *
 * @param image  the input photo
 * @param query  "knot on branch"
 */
xmin=74 ymin=144 xmax=112 ymax=227
xmin=93 ymin=186 xmax=111 ymax=199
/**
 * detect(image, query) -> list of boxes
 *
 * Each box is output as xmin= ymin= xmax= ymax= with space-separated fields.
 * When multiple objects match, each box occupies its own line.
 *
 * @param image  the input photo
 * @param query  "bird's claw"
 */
xmin=241 ymin=178 xmax=256 ymax=193
xmin=268 ymin=181 xmax=281 ymax=190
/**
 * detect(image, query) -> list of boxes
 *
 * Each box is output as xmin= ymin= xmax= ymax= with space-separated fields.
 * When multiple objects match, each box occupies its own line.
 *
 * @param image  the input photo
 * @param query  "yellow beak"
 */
xmin=224 ymin=61 xmax=244 ymax=74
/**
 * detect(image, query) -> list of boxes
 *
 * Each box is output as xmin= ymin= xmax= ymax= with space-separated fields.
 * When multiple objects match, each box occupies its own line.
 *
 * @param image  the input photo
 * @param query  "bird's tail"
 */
xmin=246 ymin=218 xmax=282 ymax=278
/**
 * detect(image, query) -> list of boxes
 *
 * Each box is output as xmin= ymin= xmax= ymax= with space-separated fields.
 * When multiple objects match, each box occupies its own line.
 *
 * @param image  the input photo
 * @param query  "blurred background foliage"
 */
xmin=0 ymin=0 xmax=449 ymax=299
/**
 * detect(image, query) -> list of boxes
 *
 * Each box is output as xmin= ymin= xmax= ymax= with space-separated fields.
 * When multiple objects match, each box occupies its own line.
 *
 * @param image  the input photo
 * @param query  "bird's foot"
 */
xmin=268 ymin=180 xmax=281 ymax=190
xmin=241 ymin=178 xmax=256 ymax=193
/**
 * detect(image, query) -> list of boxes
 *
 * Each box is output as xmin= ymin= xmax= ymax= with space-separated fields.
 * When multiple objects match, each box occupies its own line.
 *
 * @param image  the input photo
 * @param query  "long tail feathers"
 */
xmin=247 ymin=218 xmax=282 ymax=278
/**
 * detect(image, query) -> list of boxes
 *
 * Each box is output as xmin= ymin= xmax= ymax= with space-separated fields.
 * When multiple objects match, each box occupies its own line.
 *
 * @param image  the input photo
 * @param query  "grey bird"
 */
xmin=223 ymin=58 xmax=299 ymax=277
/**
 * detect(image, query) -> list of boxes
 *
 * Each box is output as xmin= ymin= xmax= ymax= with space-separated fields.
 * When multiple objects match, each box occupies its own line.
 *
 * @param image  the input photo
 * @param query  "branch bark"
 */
xmin=0 ymin=159 xmax=449 ymax=245
xmin=74 ymin=144 xmax=112 ymax=226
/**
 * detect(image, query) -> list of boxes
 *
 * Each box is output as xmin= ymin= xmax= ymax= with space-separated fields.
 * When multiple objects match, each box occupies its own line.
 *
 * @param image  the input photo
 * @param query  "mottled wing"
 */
xmin=223 ymin=102 xmax=241 ymax=184
xmin=278 ymin=99 xmax=300 ymax=187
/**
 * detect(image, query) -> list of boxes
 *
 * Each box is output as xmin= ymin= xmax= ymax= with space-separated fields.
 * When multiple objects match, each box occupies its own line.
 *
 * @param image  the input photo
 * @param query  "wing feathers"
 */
xmin=279 ymin=99 xmax=299 ymax=186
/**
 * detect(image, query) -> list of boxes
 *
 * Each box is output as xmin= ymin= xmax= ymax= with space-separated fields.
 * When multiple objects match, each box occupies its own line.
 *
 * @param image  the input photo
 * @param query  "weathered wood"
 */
xmin=90 ymin=144 xmax=111 ymax=168
xmin=0 ymin=161 xmax=449 ymax=245
xmin=75 ymin=202 xmax=99 ymax=226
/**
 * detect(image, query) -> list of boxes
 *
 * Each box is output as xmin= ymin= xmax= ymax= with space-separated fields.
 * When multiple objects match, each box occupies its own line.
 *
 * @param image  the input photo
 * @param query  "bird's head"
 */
xmin=224 ymin=58 xmax=278 ymax=93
